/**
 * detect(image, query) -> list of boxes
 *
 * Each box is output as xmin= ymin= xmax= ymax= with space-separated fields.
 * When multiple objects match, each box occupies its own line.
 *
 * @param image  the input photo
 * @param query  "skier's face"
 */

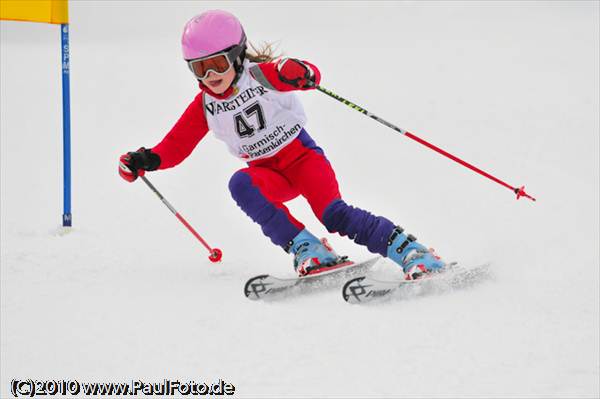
xmin=202 ymin=68 xmax=236 ymax=94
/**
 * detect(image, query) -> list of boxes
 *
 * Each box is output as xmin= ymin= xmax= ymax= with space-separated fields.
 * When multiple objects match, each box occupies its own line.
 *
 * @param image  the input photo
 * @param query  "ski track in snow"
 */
xmin=2 ymin=2 xmax=599 ymax=397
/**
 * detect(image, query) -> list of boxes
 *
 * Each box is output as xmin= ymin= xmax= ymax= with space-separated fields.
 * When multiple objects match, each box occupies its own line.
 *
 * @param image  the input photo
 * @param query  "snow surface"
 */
xmin=1 ymin=1 xmax=599 ymax=397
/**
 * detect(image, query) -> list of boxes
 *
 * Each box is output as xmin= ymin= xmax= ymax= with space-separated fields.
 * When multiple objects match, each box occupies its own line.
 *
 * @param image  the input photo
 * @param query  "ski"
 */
xmin=342 ymin=263 xmax=492 ymax=304
xmin=244 ymin=256 xmax=381 ymax=301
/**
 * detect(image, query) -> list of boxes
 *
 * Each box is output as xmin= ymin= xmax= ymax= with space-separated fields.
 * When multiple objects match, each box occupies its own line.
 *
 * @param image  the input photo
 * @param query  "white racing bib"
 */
xmin=203 ymin=61 xmax=307 ymax=161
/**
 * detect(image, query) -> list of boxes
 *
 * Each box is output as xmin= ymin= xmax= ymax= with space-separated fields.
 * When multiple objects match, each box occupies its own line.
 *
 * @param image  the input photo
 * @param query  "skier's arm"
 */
xmin=151 ymin=93 xmax=210 ymax=170
xmin=249 ymin=58 xmax=321 ymax=92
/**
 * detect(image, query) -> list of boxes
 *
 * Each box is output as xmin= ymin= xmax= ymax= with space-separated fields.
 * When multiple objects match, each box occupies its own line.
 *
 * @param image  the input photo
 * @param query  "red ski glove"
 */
xmin=277 ymin=58 xmax=318 ymax=89
xmin=118 ymin=147 xmax=160 ymax=182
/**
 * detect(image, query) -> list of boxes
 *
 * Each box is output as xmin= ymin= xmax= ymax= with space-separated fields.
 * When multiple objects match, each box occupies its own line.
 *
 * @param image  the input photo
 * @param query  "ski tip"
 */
xmin=243 ymin=274 xmax=271 ymax=300
xmin=342 ymin=276 xmax=366 ymax=303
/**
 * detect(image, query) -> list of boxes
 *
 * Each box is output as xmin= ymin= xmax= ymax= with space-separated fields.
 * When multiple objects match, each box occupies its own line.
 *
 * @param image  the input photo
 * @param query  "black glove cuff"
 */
xmin=143 ymin=149 xmax=161 ymax=171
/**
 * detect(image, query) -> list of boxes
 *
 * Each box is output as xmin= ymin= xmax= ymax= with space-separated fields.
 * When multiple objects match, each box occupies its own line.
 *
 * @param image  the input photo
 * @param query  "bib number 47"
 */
xmin=234 ymin=102 xmax=266 ymax=138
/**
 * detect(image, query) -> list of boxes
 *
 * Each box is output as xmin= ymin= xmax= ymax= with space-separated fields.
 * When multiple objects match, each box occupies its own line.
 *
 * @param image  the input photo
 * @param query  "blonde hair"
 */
xmin=245 ymin=42 xmax=282 ymax=63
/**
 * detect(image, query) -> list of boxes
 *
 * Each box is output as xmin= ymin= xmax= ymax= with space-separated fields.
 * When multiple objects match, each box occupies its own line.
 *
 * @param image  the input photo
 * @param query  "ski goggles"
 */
xmin=186 ymin=39 xmax=246 ymax=81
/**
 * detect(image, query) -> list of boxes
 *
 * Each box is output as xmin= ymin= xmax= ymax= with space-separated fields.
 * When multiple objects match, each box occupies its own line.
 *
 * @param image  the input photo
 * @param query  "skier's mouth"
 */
xmin=206 ymin=79 xmax=223 ymax=88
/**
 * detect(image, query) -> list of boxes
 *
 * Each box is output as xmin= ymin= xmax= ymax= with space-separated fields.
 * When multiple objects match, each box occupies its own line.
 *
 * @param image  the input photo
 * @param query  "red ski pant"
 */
xmin=229 ymin=130 xmax=396 ymax=255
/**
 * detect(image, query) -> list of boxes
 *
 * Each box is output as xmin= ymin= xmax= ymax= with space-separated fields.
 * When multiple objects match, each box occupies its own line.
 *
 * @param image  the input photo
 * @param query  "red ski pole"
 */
xmin=315 ymin=85 xmax=536 ymax=202
xmin=139 ymin=175 xmax=223 ymax=262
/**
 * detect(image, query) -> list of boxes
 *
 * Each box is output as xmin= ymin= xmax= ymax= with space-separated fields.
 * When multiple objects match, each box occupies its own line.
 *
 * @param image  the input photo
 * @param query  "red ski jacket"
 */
xmin=151 ymin=60 xmax=320 ymax=169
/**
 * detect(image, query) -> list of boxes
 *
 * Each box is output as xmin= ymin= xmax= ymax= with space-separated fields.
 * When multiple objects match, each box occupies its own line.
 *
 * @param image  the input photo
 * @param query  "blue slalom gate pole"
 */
xmin=61 ymin=23 xmax=72 ymax=226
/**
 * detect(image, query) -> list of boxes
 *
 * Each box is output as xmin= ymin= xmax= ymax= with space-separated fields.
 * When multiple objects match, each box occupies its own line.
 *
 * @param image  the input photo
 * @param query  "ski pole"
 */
xmin=314 ymin=85 xmax=536 ymax=202
xmin=139 ymin=175 xmax=223 ymax=262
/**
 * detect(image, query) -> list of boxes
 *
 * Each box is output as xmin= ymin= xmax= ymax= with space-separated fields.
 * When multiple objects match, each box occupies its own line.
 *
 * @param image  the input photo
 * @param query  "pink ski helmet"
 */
xmin=181 ymin=10 xmax=246 ymax=60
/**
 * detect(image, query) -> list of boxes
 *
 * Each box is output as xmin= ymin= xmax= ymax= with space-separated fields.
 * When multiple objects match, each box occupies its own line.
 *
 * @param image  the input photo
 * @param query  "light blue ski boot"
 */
xmin=386 ymin=226 xmax=445 ymax=280
xmin=287 ymin=229 xmax=342 ymax=276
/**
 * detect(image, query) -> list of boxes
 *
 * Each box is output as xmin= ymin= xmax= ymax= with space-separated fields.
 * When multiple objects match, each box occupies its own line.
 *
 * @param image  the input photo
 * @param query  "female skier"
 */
xmin=118 ymin=10 xmax=445 ymax=279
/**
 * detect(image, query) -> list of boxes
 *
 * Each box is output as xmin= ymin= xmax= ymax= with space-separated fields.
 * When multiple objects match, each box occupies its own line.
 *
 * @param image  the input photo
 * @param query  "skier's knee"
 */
xmin=228 ymin=170 xmax=253 ymax=201
xmin=322 ymin=199 xmax=348 ymax=232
